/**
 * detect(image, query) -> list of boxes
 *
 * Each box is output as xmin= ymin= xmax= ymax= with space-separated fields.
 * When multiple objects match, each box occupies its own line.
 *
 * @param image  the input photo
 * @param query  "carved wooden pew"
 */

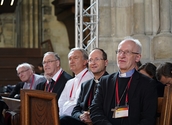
xmin=157 ymin=85 xmax=172 ymax=125
xmin=20 ymin=90 xmax=60 ymax=125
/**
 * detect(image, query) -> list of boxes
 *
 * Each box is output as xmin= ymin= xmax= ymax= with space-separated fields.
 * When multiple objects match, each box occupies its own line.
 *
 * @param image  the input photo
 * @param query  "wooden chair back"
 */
xmin=20 ymin=89 xmax=59 ymax=125
xmin=157 ymin=85 xmax=172 ymax=125
xmin=156 ymin=97 xmax=163 ymax=125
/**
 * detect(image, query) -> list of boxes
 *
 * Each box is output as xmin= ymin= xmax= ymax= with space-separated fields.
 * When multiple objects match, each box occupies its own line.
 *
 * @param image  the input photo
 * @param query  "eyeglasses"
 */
xmin=88 ymin=58 xmax=105 ymax=63
xmin=17 ymin=69 xmax=29 ymax=76
xmin=42 ymin=60 xmax=57 ymax=65
xmin=116 ymin=50 xmax=139 ymax=56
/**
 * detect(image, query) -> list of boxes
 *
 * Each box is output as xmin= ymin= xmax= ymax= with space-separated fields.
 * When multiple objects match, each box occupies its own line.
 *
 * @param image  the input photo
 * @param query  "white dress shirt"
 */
xmin=58 ymin=68 xmax=94 ymax=116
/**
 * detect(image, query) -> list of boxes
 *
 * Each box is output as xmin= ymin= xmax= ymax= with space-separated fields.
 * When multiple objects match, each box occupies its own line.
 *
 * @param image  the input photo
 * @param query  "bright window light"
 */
xmin=0 ymin=0 xmax=4 ymax=5
xmin=10 ymin=0 xmax=15 ymax=6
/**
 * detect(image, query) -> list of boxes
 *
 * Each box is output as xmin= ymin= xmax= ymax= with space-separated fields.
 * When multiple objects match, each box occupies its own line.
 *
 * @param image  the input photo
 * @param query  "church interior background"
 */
xmin=0 ymin=0 xmax=172 ymax=86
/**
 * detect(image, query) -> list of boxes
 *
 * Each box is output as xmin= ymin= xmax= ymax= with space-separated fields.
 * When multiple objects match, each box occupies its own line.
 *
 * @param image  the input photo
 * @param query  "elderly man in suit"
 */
xmin=90 ymin=38 xmax=157 ymax=125
xmin=36 ymin=52 xmax=73 ymax=100
xmin=9 ymin=63 xmax=46 ymax=99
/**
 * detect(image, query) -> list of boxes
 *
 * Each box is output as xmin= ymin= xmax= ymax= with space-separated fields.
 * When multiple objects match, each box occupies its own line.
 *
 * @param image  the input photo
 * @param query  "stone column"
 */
xmin=160 ymin=0 xmax=170 ymax=32
xmin=145 ymin=0 xmax=152 ymax=35
xmin=133 ymin=0 xmax=144 ymax=34
xmin=29 ymin=0 xmax=33 ymax=47
xmin=152 ymin=0 xmax=159 ymax=35
xmin=152 ymin=0 xmax=172 ymax=60
xmin=20 ymin=0 xmax=39 ymax=48
xmin=116 ymin=0 xmax=133 ymax=37
xmin=22 ymin=0 xmax=29 ymax=47
xmin=33 ymin=0 xmax=39 ymax=48
xmin=132 ymin=0 xmax=151 ymax=61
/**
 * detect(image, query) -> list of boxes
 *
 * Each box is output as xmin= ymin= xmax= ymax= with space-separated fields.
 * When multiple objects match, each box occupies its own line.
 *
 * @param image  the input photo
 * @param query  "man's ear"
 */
xmin=84 ymin=60 xmax=88 ymax=66
xmin=135 ymin=54 xmax=141 ymax=62
xmin=105 ymin=60 xmax=108 ymax=67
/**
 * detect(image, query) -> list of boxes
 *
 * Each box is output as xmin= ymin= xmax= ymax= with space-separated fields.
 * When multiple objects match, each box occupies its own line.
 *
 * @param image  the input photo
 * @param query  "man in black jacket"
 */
xmin=60 ymin=48 xmax=109 ymax=125
xmin=36 ymin=52 xmax=72 ymax=100
xmin=90 ymin=38 xmax=157 ymax=125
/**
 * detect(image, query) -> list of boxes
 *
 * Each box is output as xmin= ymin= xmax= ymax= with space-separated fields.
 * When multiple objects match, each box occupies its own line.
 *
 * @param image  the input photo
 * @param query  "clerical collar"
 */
xmin=94 ymin=71 xmax=109 ymax=83
xmin=118 ymin=69 xmax=135 ymax=78
xmin=94 ymin=79 xmax=99 ymax=83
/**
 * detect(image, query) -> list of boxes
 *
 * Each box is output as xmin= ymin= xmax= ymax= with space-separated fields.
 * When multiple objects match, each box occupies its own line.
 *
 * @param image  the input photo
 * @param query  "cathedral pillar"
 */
xmin=133 ymin=0 xmax=144 ymax=34
xmin=116 ymin=0 xmax=133 ymax=37
xmin=152 ymin=0 xmax=172 ymax=60
xmin=160 ymin=0 xmax=170 ymax=32
xmin=145 ymin=0 xmax=152 ymax=35
xmin=132 ymin=0 xmax=151 ymax=62
xmin=21 ymin=0 xmax=29 ymax=47
xmin=19 ymin=0 xmax=40 ymax=48
xmin=33 ymin=0 xmax=39 ymax=48
xmin=152 ymin=0 xmax=159 ymax=35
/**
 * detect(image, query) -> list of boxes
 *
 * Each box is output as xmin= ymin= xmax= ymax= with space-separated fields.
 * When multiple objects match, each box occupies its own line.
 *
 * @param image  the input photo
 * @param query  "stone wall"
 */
xmin=0 ymin=14 xmax=15 ymax=47
xmin=42 ymin=0 xmax=72 ymax=74
xmin=0 ymin=0 xmax=72 ymax=75
xmin=99 ymin=0 xmax=172 ymax=73
xmin=0 ymin=0 xmax=172 ymax=74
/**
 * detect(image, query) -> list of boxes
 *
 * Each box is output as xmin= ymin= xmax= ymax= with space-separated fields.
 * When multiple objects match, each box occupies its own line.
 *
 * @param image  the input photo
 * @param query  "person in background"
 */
xmin=135 ymin=61 xmax=142 ymax=70
xmin=90 ymin=37 xmax=157 ymax=125
xmin=138 ymin=62 xmax=165 ymax=97
xmin=58 ymin=48 xmax=94 ymax=116
xmin=36 ymin=63 xmax=44 ymax=75
xmin=36 ymin=52 xmax=73 ymax=100
xmin=8 ymin=63 xmax=46 ymax=99
xmin=156 ymin=62 xmax=172 ymax=86
xmin=60 ymin=48 xmax=109 ymax=125
xmin=138 ymin=62 xmax=156 ymax=78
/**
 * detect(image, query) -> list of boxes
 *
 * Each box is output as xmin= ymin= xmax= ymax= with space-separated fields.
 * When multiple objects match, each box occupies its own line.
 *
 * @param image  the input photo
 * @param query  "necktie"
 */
xmin=49 ymin=79 xmax=55 ymax=92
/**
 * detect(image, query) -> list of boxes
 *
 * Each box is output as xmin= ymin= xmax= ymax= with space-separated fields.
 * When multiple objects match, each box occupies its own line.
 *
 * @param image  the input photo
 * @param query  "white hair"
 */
xmin=16 ymin=63 xmax=32 ymax=71
xmin=119 ymin=36 xmax=142 ymax=54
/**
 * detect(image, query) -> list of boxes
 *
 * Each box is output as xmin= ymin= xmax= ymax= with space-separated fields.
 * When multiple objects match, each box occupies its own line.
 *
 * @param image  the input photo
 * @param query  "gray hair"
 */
xmin=68 ymin=47 xmax=88 ymax=60
xmin=120 ymin=37 xmax=142 ymax=54
xmin=16 ymin=63 xmax=32 ymax=71
xmin=43 ymin=52 xmax=61 ymax=61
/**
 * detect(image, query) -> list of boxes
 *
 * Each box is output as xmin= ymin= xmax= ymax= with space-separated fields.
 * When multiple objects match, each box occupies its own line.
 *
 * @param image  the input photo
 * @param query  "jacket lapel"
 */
xmin=128 ymin=71 xmax=140 ymax=103
xmin=105 ymin=73 xmax=118 ymax=113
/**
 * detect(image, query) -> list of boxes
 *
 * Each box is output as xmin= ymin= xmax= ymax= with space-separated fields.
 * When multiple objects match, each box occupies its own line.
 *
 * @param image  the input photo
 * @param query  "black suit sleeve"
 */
xmin=36 ymin=81 xmax=46 ymax=91
xmin=90 ymin=77 xmax=113 ymax=125
xmin=8 ymin=82 xmax=24 ymax=98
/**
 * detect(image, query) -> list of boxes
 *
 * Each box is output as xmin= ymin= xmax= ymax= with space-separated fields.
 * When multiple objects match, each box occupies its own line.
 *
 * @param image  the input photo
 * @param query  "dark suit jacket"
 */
xmin=8 ymin=82 xmax=24 ymax=99
xmin=72 ymin=72 xmax=109 ymax=119
xmin=36 ymin=71 xmax=73 ymax=100
xmin=90 ymin=70 xmax=157 ymax=125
